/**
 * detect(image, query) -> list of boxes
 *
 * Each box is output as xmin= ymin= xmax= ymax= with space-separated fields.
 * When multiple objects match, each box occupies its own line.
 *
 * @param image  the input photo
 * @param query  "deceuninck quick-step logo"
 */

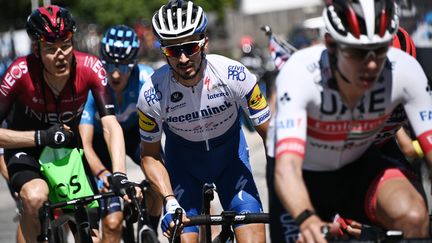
xmin=166 ymin=101 xmax=233 ymax=123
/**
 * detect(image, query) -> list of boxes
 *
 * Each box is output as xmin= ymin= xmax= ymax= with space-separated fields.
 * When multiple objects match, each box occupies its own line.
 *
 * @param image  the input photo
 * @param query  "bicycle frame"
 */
xmin=38 ymin=191 xmax=116 ymax=243
xmin=122 ymin=180 xmax=159 ymax=243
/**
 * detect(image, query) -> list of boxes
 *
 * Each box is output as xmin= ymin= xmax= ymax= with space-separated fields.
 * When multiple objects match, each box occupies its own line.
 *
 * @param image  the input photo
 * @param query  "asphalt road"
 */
xmin=0 ymin=127 xmax=269 ymax=242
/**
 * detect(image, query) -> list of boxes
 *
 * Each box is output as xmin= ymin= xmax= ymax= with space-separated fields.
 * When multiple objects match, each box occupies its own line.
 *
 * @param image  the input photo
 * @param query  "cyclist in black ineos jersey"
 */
xmin=0 ymin=5 xmax=131 ymax=243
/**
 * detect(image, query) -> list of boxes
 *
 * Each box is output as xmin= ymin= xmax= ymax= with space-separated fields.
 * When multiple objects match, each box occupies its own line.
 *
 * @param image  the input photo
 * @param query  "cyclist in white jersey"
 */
xmin=267 ymin=0 xmax=431 ymax=242
xmin=137 ymin=1 xmax=270 ymax=242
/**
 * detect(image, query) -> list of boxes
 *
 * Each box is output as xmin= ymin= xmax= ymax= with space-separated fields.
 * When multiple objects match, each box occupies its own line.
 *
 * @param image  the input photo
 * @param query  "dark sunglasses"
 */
xmin=40 ymin=31 xmax=73 ymax=43
xmin=338 ymin=44 xmax=389 ymax=61
xmin=161 ymin=39 xmax=205 ymax=57
xmin=103 ymin=62 xmax=135 ymax=73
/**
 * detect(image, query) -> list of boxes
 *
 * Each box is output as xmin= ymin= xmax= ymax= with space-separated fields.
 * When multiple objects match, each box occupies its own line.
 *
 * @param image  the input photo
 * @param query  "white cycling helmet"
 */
xmin=152 ymin=0 xmax=208 ymax=41
xmin=323 ymin=0 xmax=399 ymax=47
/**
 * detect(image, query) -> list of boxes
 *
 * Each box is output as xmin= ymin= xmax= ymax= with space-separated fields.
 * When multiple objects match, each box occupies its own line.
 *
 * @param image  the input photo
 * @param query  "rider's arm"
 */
xmin=0 ymin=128 xmax=36 ymax=148
xmin=0 ymin=153 xmax=8 ymax=181
xmin=229 ymin=61 xmax=271 ymax=140
xmin=399 ymin=55 xmax=432 ymax=167
xmin=87 ymin=61 xmax=126 ymax=174
xmin=79 ymin=93 xmax=109 ymax=176
xmin=100 ymin=115 xmax=126 ymax=173
xmin=140 ymin=140 xmax=174 ymax=198
xmin=395 ymin=128 xmax=418 ymax=160
xmin=275 ymin=153 xmax=317 ymax=222
xmin=79 ymin=124 xmax=107 ymax=176
xmin=272 ymin=54 xmax=330 ymax=235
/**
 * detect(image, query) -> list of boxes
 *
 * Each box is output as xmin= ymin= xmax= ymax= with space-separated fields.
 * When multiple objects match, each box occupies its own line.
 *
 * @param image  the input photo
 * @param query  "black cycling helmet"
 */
xmin=100 ymin=25 xmax=140 ymax=64
xmin=26 ymin=5 xmax=76 ymax=42
xmin=152 ymin=0 xmax=208 ymax=40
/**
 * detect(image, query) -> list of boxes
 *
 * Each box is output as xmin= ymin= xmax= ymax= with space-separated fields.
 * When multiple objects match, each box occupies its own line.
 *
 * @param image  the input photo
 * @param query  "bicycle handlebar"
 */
xmin=185 ymin=211 xmax=269 ymax=226
xmin=46 ymin=191 xmax=116 ymax=209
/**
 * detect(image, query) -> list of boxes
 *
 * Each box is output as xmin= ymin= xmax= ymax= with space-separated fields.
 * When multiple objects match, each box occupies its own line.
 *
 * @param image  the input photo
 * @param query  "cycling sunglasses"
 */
xmin=103 ymin=62 xmax=135 ymax=73
xmin=338 ymin=44 xmax=389 ymax=61
xmin=161 ymin=39 xmax=205 ymax=58
xmin=40 ymin=31 xmax=73 ymax=43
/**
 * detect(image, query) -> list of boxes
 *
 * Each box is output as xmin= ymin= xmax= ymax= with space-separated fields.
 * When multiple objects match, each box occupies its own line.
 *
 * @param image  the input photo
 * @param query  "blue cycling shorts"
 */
xmin=164 ymin=124 xmax=263 ymax=233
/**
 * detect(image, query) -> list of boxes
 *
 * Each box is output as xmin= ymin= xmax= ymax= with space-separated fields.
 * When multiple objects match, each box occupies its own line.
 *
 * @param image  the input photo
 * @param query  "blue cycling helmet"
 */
xmin=100 ymin=25 xmax=140 ymax=63
xmin=152 ymin=0 xmax=208 ymax=40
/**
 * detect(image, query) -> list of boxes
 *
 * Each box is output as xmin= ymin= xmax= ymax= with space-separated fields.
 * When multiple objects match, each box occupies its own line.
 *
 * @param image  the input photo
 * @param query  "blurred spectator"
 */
xmin=411 ymin=11 xmax=432 ymax=47
xmin=134 ymin=20 xmax=166 ymax=69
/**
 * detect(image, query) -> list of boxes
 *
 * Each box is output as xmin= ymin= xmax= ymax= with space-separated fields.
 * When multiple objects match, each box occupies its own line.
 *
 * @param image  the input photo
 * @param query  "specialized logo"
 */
xmin=246 ymin=84 xmax=267 ymax=112
xmin=138 ymin=109 xmax=159 ymax=133
xmin=204 ymin=76 xmax=211 ymax=91
xmin=170 ymin=91 xmax=183 ymax=103
xmin=228 ymin=65 xmax=246 ymax=81
xmin=143 ymin=84 xmax=162 ymax=105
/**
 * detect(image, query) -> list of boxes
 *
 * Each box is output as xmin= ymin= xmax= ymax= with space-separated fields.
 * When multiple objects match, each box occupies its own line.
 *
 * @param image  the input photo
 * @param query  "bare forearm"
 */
xmin=107 ymin=128 xmax=126 ymax=173
xmin=101 ymin=116 xmax=126 ymax=173
xmin=274 ymin=154 xmax=315 ymax=218
xmin=0 ymin=128 xmax=36 ymax=148
xmin=142 ymin=156 xmax=173 ymax=198
xmin=83 ymin=144 xmax=107 ymax=175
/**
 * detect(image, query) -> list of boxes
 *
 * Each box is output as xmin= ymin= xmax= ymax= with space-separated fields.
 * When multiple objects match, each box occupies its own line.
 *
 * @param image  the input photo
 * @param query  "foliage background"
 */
xmin=0 ymin=0 xmax=236 ymax=32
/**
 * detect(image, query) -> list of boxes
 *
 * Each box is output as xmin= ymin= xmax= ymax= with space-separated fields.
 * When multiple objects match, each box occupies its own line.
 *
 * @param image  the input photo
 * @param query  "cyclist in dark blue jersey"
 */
xmin=79 ymin=25 xmax=161 ymax=243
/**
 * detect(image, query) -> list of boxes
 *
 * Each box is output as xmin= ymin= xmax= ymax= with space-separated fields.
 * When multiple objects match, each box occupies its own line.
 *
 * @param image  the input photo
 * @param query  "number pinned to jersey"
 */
xmin=138 ymin=109 xmax=159 ymax=133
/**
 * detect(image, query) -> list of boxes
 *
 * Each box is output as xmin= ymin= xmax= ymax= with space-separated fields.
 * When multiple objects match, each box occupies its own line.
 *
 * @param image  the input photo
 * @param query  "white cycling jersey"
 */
xmin=266 ymin=44 xmax=432 ymax=171
xmin=137 ymin=54 xmax=270 ymax=149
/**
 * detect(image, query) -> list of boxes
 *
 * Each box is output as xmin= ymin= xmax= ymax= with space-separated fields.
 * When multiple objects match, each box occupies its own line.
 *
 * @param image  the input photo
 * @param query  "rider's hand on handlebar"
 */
xmin=161 ymin=199 xmax=189 ymax=238
xmin=97 ymin=169 xmax=112 ymax=193
xmin=296 ymin=215 xmax=339 ymax=243
xmin=334 ymin=215 xmax=362 ymax=239
xmin=109 ymin=173 xmax=142 ymax=202
xmin=35 ymin=124 xmax=74 ymax=148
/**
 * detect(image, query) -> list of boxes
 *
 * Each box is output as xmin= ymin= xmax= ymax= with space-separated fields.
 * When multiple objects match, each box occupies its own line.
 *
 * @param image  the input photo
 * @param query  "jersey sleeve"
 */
xmin=136 ymin=80 xmax=163 ymax=143
xmin=223 ymin=58 xmax=271 ymax=126
xmin=87 ymin=59 xmax=115 ymax=118
xmin=80 ymin=91 xmax=96 ymax=125
xmin=399 ymin=57 xmax=432 ymax=155
xmin=0 ymin=59 xmax=23 ymax=122
xmin=274 ymin=56 xmax=310 ymax=160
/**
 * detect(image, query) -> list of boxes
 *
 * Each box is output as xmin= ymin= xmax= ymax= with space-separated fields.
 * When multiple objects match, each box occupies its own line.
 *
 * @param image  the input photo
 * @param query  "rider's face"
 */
xmin=336 ymin=44 xmax=388 ymax=91
xmin=103 ymin=62 xmax=134 ymax=93
xmin=161 ymin=35 xmax=207 ymax=81
xmin=39 ymin=38 xmax=73 ymax=78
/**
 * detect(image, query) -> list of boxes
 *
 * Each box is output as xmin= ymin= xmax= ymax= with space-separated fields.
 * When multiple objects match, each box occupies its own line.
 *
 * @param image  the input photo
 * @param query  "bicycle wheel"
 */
xmin=138 ymin=227 xmax=159 ymax=243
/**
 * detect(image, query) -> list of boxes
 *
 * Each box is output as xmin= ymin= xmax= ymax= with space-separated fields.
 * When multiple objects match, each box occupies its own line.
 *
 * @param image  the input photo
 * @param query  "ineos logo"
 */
xmin=54 ymin=131 xmax=66 ymax=144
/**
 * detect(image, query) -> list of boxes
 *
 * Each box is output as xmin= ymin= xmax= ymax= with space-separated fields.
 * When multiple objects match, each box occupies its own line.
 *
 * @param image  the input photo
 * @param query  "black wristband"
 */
xmin=294 ymin=209 xmax=315 ymax=226
xmin=163 ymin=194 xmax=175 ymax=203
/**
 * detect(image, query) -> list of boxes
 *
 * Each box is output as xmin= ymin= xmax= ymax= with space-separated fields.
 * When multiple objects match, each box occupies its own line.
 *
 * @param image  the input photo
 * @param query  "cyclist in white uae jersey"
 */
xmin=267 ymin=0 xmax=431 ymax=242
xmin=137 ymin=1 xmax=270 ymax=242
